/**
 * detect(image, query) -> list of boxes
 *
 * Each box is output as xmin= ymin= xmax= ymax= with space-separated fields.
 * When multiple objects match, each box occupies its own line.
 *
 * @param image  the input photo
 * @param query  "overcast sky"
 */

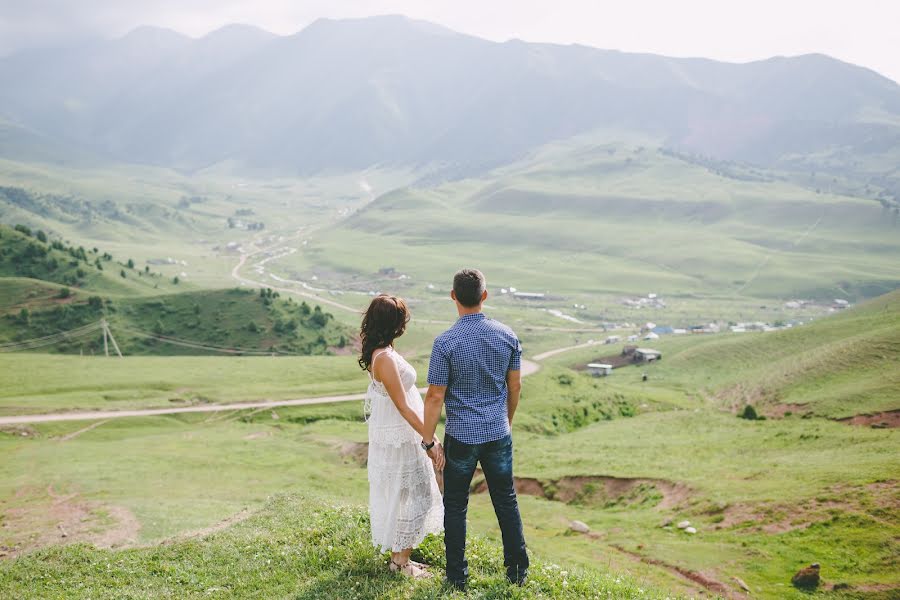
xmin=2 ymin=0 xmax=898 ymax=83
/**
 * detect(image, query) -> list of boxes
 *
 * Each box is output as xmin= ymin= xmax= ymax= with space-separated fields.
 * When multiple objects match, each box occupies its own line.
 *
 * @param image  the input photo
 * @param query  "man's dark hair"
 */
xmin=453 ymin=268 xmax=486 ymax=307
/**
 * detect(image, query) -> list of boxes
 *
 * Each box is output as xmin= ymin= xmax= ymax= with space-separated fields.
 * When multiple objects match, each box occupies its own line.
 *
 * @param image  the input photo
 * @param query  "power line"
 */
xmin=108 ymin=323 xmax=300 ymax=356
xmin=0 ymin=320 xmax=301 ymax=356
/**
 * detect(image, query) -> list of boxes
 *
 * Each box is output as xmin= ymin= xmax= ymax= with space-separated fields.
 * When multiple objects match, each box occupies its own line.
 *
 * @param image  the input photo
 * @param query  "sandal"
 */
xmin=390 ymin=558 xmax=433 ymax=579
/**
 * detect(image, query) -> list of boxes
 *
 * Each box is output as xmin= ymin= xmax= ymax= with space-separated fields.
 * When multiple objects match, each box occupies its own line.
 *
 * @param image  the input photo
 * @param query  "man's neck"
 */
xmin=457 ymin=305 xmax=483 ymax=318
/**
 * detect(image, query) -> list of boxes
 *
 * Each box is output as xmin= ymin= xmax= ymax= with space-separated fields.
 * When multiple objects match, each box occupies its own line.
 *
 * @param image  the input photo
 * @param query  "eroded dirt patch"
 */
xmin=837 ymin=410 xmax=900 ymax=429
xmin=612 ymin=543 xmax=742 ymax=598
xmin=472 ymin=474 xmax=691 ymax=510
xmin=1 ymin=485 xmax=140 ymax=559
xmin=0 ymin=425 xmax=38 ymax=439
xmin=717 ymin=481 xmax=899 ymax=534
xmin=339 ymin=441 xmax=369 ymax=467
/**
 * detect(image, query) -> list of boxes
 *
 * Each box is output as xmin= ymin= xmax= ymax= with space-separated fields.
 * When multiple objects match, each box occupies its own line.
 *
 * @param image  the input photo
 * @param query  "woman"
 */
xmin=359 ymin=294 xmax=445 ymax=578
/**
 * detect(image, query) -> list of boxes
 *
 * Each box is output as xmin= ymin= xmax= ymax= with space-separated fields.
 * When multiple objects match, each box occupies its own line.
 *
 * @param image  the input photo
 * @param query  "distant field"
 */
xmin=272 ymin=142 xmax=899 ymax=321
xmin=548 ymin=290 xmax=900 ymax=419
xmin=0 ymin=354 xmax=365 ymax=416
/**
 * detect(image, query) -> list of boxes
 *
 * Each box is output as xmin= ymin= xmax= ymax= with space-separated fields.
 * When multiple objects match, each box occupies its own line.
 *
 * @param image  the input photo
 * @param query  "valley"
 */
xmin=0 ymin=13 xmax=898 ymax=600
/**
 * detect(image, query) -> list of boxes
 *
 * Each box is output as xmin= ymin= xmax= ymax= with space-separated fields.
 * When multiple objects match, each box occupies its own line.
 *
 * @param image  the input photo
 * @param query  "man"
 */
xmin=422 ymin=268 xmax=529 ymax=591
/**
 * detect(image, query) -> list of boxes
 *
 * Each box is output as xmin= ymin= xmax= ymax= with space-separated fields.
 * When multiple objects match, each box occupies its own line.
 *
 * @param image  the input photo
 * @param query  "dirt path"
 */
xmin=532 ymin=340 xmax=602 ymax=361
xmin=0 ymin=359 xmax=541 ymax=425
xmin=231 ymin=237 xmax=604 ymax=333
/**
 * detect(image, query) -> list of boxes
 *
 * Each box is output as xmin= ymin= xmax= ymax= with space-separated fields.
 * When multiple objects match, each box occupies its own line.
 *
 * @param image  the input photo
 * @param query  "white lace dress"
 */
xmin=366 ymin=348 xmax=444 ymax=552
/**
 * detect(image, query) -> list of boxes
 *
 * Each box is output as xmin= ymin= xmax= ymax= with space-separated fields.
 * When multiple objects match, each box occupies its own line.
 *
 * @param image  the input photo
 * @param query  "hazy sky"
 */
xmin=2 ymin=0 xmax=899 ymax=83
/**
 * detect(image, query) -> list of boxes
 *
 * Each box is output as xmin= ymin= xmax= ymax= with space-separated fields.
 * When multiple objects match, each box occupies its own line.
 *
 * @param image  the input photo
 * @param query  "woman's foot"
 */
xmin=390 ymin=557 xmax=433 ymax=579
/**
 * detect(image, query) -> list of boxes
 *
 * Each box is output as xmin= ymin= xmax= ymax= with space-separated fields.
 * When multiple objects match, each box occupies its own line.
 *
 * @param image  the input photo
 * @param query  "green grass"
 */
xmin=0 ymin=223 xmax=170 ymax=297
xmin=0 ymin=354 xmax=365 ymax=416
xmin=0 ymin=285 xmax=350 ymax=357
xmin=276 ymin=142 xmax=900 ymax=312
xmin=0 ymin=495 xmax=672 ymax=599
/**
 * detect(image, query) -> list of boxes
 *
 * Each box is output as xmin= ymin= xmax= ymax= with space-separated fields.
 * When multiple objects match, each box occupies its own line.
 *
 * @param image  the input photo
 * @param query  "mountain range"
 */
xmin=1 ymin=15 xmax=899 ymax=176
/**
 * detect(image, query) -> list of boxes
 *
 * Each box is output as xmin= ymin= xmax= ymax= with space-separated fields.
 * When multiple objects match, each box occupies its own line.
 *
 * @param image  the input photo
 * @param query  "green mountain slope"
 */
xmin=0 ymin=286 xmax=348 ymax=356
xmin=664 ymin=290 xmax=900 ymax=418
xmin=278 ymin=140 xmax=900 ymax=304
xmin=0 ymin=222 xmax=174 ymax=296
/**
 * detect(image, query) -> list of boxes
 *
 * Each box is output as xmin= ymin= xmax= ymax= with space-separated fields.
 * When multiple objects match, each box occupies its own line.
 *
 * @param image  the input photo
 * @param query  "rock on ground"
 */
xmin=569 ymin=520 xmax=590 ymax=533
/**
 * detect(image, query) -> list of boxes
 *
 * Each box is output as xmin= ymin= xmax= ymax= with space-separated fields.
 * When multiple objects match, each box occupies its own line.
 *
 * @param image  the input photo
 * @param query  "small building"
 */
xmin=634 ymin=348 xmax=662 ymax=363
xmin=643 ymin=332 xmax=660 ymax=341
xmin=627 ymin=334 xmax=639 ymax=342
xmin=604 ymin=335 xmax=621 ymax=344
xmin=512 ymin=292 xmax=545 ymax=300
xmin=586 ymin=363 xmax=613 ymax=377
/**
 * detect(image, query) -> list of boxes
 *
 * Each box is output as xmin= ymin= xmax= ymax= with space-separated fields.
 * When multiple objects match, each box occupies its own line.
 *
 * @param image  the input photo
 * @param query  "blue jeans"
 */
xmin=443 ymin=433 xmax=529 ymax=584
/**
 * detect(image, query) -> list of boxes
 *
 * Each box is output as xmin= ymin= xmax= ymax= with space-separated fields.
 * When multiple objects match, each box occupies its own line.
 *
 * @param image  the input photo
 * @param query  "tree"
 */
xmin=35 ymin=230 xmax=47 ymax=243
xmin=120 ymin=269 xmax=127 ymax=278
xmin=127 ymin=258 xmax=135 ymax=269
xmin=173 ymin=276 xmax=180 ymax=285
xmin=18 ymin=308 xmax=29 ymax=325
xmin=57 ymin=287 xmax=71 ymax=299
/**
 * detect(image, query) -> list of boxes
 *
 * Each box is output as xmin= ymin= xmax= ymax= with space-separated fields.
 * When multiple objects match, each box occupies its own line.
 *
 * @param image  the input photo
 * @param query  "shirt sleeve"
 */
xmin=427 ymin=338 xmax=450 ymax=386
xmin=509 ymin=335 xmax=522 ymax=372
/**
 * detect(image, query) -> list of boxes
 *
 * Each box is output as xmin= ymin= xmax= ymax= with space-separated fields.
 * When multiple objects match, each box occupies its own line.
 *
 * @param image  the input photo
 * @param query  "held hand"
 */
xmin=427 ymin=442 xmax=445 ymax=471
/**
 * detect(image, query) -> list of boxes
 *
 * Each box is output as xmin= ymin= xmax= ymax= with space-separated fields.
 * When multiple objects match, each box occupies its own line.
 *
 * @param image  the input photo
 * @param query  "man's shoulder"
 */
xmin=485 ymin=317 xmax=518 ymax=340
xmin=433 ymin=327 xmax=455 ymax=348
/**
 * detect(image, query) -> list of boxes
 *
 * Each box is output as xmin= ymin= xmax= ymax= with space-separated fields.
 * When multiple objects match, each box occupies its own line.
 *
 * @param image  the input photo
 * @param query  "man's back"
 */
xmin=427 ymin=313 xmax=521 ymax=445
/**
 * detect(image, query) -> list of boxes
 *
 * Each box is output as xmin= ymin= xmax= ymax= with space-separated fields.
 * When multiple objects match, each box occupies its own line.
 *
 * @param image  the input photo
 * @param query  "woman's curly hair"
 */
xmin=358 ymin=294 xmax=410 ymax=371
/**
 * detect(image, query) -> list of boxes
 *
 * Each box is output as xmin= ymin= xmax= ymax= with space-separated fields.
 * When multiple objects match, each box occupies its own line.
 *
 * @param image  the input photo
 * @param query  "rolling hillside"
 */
xmin=0 ymin=286 xmax=348 ymax=357
xmin=0 ymin=222 xmax=173 ymax=296
xmin=0 ymin=224 xmax=350 ymax=356
xmin=665 ymin=290 xmax=900 ymax=419
xmin=275 ymin=140 xmax=900 ymax=304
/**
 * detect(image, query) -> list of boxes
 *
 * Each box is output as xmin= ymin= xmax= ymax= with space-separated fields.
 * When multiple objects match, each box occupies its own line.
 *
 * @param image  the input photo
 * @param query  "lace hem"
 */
xmin=370 ymin=477 xmax=444 ymax=552
xmin=371 ymin=509 xmax=443 ymax=552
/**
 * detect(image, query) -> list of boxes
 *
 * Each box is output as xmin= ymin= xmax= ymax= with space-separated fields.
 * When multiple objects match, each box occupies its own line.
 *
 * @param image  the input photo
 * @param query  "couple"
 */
xmin=359 ymin=268 xmax=529 ymax=590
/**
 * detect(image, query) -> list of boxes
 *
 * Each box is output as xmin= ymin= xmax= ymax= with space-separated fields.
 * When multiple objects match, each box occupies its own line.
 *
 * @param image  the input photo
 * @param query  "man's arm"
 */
xmin=506 ymin=369 xmax=521 ymax=425
xmin=423 ymin=384 xmax=446 ymax=443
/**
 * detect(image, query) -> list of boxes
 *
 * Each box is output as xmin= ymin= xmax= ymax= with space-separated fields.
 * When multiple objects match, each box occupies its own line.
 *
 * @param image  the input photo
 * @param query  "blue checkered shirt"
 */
xmin=427 ymin=313 xmax=522 ymax=444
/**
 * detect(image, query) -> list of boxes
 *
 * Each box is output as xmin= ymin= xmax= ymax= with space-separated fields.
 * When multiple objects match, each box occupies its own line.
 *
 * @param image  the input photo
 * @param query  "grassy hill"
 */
xmin=0 ymin=286 xmax=348 ymax=356
xmin=0 ymin=222 xmax=350 ymax=356
xmin=0 ymin=495 xmax=667 ymax=600
xmin=275 ymin=140 xmax=899 ymax=312
xmin=0 ymin=222 xmax=171 ymax=296
xmin=594 ymin=290 xmax=900 ymax=419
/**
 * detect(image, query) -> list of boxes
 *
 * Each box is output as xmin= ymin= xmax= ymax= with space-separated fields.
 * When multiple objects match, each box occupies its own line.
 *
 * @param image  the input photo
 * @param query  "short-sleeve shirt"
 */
xmin=427 ymin=312 xmax=522 ymax=444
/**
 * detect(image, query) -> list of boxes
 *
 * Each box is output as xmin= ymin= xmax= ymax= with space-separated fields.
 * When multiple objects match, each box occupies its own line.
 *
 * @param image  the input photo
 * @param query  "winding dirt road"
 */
xmin=0 ymin=359 xmax=540 ymax=425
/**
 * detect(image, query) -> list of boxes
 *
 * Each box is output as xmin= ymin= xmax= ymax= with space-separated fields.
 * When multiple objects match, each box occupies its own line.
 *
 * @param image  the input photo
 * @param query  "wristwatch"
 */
xmin=421 ymin=439 xmax=436 ymax=451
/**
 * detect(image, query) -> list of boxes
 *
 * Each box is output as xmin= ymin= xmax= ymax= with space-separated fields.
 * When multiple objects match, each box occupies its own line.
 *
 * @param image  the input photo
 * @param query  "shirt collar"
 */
xmin=458 ymin=312 xmax=486 ymax=322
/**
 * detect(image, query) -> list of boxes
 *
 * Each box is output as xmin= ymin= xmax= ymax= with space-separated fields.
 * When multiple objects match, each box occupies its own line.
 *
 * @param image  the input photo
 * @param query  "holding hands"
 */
xmin=425 ymin=438 xmax=445 ymax=471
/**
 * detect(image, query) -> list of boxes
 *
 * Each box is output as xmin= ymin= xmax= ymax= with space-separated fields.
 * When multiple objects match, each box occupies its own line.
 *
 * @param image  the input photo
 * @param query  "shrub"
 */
xmin=739 ymin=404 xmax=759 ymax=420
xmin=57 ymin=287 xmax=71 ymax=299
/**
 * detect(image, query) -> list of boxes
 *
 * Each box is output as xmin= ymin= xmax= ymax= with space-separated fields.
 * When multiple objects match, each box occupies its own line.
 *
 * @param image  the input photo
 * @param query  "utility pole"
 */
xmin=100 ymin=319 xmax=123 ymax=358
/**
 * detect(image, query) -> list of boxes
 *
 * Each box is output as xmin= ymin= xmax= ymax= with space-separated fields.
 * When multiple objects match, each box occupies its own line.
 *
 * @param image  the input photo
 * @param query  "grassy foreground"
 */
xmin=0 ymin=494 xmax=674 ymax=600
